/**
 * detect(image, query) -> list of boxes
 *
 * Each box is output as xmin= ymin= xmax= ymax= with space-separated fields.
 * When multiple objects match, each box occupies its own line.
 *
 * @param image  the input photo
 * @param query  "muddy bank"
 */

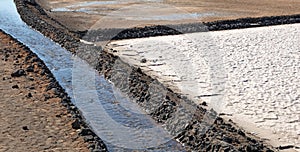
xmin=14 ymin=0 xmax=276 ymax=151
xmin=18 ymin=1 xmax=300 ymax=42
xmin=14 ymin=0 xmax=80 ymax=53
xmin=0 ymin=29 xmax=107 ymax=152
xmin=35 ymin=0 xmax=300 ymax=38
xmin=82 ymin=14 xmax=300 ymax=41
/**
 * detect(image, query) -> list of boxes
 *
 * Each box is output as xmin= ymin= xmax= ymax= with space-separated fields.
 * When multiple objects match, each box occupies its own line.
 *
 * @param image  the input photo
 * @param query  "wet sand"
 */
xmin=12 ymin=0 xmax=300 ymax=150
xmin=36 ymin=0 xmax=300 ymax=31
xmin=13 ymin=0 xmax=278 ymax=151
xmin=0 ymin=31 xmax=89 ymax=151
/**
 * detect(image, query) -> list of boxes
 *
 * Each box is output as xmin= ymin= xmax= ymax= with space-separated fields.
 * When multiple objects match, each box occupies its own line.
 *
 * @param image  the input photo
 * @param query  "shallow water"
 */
xmin=52 ymin=5 xmax=217 ymax=21
xmin=0 ymin=0 xmax=183 ymax=151
xmin=50 ymin=0 xmax=219 ymax=21
xmin=51 ymin=0 xmax=163 ymax=12
xmin=109 ymin=12 xmax=218 ymax=21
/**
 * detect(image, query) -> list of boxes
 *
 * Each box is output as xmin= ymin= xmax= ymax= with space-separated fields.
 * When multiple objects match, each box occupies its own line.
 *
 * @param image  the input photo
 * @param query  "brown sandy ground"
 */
xmin=36 ymin=0 xmax=300 ymax=31
xmin=0 ymin=31 xmax=89 ymax=151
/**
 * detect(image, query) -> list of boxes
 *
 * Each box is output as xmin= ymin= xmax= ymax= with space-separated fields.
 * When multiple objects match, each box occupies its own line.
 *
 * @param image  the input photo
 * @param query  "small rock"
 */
xmin=246 ymin=145 xmax=258 ymax=151
xmin=43 ymin=94 xmax=51 ymax=101
xmin=28 ymin=77 xmax=34 ymax=81
xmin=26 ymin=65 xmax=34 ymax=72
xmin=31 ymin=57 xmax=38 ymax=63
xmin=40 ymin=69 xmax=46 ymax=75
xmin=88 ymin=144 xmax=95 ymax=149
xmin=69 ymin=105 xmax=77 ymax=111
xmin=223 ymin=146 xmax=231 ymax=152
xmin=25 ymin=0 xmax=37 ymax=6
xmin=141 ymin=58 xmax=147 ymax=63
xmin=95 ymin=143 xmax=106 ymax=150
xmin=83 ymin=135 xmax=94 ymax=142
xmin=238 ymin=129 xmax=245 ymax=136
xmin=201 ymin=101 xmax=207 ymax=106
xmin=25 ymin=55 xmax=31 ymax=61
xmin=26 ymin=93 xmax=32 ymax=98
xmin=71 ymin=119 xmax=81 ymax=129
xmin=79 ymin=128 xmax=92 ymax=136
xmin=222 ymin=136 xmax=233 ymax=143
xmin=12 ymin=84 xmax=19 ymax=89
xmin=22 ymin=126 xmax=29 ymax=130
xmin=11 ymin=69 xmax=26 ymax=77
xmin=37 ymin=62 xmax=43 ymax=67
xmin=51 ymin=88 xmax=60 ymax=96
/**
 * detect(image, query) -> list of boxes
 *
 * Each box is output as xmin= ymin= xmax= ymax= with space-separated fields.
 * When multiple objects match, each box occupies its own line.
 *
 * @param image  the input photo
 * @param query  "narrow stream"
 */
xmin=0 ymin=0 xmax=184 ymax=151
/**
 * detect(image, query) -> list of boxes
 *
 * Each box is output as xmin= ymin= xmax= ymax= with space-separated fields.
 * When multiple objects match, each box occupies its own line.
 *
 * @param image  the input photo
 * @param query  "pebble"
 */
xmin=28 ymin=77 xmax=34 ymax=81
xmin=26 ymin=92 xmax=32 ymax=98
xmin=71 ymin=119 xmax=81 ymax=130
xmin=140 ymin=58 xmax=147 ymax=63
xmin=22 ymin=126 xmax=29 ymax=130
xmin=79 ymin=128 xmax=92 ymax=136
xmin=12 ymin=84 xmax=19 ymax=89
xmin=26 ymin=65 xmax=34 ymax=72
xmin=83 ymin=135 xmax=94 ymax=142
xmin=11 ymin=69 xmax=26 ymax=77
xmin=43 ymin=94 xmax=51 ymax=101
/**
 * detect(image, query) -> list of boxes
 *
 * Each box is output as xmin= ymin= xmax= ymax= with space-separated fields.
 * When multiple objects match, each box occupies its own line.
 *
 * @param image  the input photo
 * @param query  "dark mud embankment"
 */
xmin=0 ymin=29 xmax=107 ymax=152
xmin=82 ymin=15 xmax=300 ymax=42
xmin=14 ymin=0 xmax=277 ymax=151
xmin=83 ymin=13 xmax=300 ymax=41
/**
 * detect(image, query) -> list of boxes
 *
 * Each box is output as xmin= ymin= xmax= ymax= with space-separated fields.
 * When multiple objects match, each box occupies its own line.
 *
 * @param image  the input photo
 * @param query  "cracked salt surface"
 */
xmin=107 ymin=24 xmax=300 ymax=148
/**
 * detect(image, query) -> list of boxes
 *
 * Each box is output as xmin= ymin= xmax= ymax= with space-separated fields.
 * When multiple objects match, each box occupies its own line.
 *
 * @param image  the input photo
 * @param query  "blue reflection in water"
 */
xmin=0 ymin=0 xmax=183 ymax=151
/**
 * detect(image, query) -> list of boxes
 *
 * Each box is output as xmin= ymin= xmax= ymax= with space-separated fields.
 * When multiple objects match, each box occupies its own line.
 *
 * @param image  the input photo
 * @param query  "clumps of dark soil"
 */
xmin=11 ymin=69 xmax=26 ymax=77
xmin=80 ymin=15 xmax=300 ymax=41
xmin=96 ymin=52 xmax=274 ymax=151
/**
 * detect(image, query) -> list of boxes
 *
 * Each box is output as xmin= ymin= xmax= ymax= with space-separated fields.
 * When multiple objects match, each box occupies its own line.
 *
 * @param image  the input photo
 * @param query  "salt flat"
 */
xmin=107 ymin=24 xmax=300 ymax=148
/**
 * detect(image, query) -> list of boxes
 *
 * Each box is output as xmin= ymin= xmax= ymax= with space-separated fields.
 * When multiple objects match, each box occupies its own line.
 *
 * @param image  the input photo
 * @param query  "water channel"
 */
xmin=0 ymin=0 xmax=184 ymax=151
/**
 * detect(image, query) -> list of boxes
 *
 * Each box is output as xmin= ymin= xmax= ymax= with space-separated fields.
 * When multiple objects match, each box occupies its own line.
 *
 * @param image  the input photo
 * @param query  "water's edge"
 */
xmin=2 ymin=0 xmax=186 ymax=151
xmin=0 ymin=29 xmax=108 ymax=151
xmin=13 ymin=0 xmax=277 ymax=151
